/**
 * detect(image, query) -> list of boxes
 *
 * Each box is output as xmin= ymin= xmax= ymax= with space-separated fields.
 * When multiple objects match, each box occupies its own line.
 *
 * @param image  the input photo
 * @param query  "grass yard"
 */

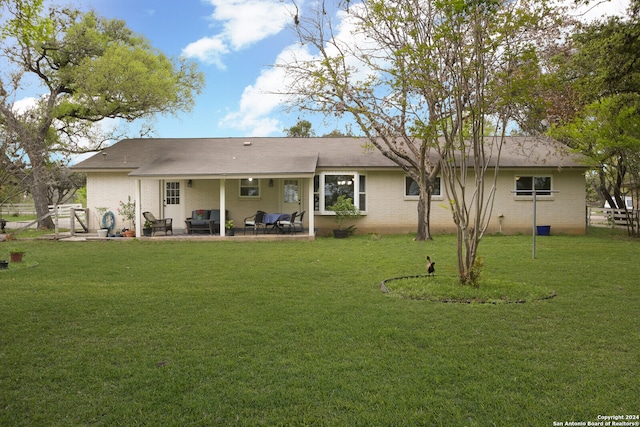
xmin=0 ymin=229 xmax=638 ymax=426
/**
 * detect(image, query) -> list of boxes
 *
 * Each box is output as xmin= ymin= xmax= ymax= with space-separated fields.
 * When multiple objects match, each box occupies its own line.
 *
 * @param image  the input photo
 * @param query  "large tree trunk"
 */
xmin=31 ymin=174 xmax=54 ymax=229
xmin=416 ymin=186 xmax=433 ymax=241
xmin=25 ymin=153 xmax=55 ymax=229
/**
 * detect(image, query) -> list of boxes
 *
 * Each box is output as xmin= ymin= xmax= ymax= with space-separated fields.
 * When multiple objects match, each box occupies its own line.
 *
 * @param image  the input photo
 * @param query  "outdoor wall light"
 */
xmin=269 ymin=179 xmax=274 ymax=187
xmin=187 ymin=179 xmax=193 ymax=188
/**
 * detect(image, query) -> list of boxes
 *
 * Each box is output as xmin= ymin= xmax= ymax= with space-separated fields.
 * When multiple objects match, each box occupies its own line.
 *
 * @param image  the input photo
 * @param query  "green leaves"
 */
xmin=1 ymin=0 xmax=53 ymax=47
xmin=1 ymin=3 xmax=204 ymax=229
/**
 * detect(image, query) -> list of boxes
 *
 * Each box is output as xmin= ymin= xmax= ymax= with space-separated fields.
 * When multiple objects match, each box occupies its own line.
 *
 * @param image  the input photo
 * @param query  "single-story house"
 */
xmin=71 ymin=136 xmax=588 ymax=237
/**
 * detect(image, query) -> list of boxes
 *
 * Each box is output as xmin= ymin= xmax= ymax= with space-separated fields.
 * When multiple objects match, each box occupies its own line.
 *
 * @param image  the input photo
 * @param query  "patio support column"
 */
xmin=135 ymin=179 xmax=142 ymax=238
xmin=307 ymin=177 xmax=314 ymax=237
xmin=219 ymin=179 xmax=226 ymax=236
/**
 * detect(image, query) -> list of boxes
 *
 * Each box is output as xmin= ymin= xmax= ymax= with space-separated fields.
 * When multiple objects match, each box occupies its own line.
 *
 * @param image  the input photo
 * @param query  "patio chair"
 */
xmin=293 ymin=211 xmax=305 ymax=233
xmin=276 ymin=211 xmax=297 ymax=234
xmin=143 ymin=211 xmax=173 ymax=235
xmin=243 ymin=210 xmax=266 ymax=235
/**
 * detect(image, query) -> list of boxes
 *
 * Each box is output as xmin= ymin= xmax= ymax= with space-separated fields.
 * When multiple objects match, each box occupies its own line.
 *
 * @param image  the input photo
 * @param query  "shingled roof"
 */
xmin=72 ymin=136 xmax=587 ymax=177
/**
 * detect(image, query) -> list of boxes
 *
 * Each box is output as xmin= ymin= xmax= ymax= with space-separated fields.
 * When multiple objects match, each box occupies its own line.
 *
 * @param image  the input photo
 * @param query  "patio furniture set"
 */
xmin=243 ymin=211 xmax=305 ymax=235
xmin=141 ymin=209 xmax=304 ymax=236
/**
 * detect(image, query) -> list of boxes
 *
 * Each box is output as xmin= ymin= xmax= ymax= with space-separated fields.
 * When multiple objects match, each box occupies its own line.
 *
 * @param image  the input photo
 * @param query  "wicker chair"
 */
xmin=243 ymin=211 xmax=266 ymax=235
xmin=276 ymin=212 xmax=297 ymax=234
xmin=142 ymin=212 xmax=173 ymax=235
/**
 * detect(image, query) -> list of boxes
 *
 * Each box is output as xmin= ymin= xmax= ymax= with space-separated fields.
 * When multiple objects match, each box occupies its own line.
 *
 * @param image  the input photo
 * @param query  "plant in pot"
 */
xmin=328 ymin=195 xmax=361 ymax=238
xmin=225 ymin=219 xmax=235 ymax=236
xmin=143 ymin=220 xmax=153 ymax=237
xmin=117 ymin=196 xmax=136 ymax=237
xmin=95 ymin=207 xmax=110 ymax=237
xmin=9 ymin=247 xmax=26 ymax=263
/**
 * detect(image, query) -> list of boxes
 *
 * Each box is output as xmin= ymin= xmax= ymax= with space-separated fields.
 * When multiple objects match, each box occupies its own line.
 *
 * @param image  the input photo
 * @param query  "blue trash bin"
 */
xmin=536 ymin=225 xmax=551 ymax=236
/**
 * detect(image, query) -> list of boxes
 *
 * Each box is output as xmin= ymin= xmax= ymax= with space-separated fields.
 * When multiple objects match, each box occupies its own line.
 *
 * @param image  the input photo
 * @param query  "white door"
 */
xmin=163 ymin=181 xmax=183 ymax=224
xmin=282 ymin=179 xmax=302 ymax=215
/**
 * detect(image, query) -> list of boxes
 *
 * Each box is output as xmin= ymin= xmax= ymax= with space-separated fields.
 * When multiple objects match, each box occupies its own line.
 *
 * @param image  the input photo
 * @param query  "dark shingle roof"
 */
xmin=72 ymin=136 xmax=586 ymax=177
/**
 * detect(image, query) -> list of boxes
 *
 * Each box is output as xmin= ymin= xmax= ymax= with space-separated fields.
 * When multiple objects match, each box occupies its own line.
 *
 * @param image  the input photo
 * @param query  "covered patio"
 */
xmin=78 ymin=139 xmax=319 ymax=238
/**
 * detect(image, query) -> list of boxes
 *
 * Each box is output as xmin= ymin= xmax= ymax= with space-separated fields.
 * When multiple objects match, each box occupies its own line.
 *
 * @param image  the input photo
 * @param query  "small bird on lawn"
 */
xmin=426 ymin=256 xmax=435 ymax=276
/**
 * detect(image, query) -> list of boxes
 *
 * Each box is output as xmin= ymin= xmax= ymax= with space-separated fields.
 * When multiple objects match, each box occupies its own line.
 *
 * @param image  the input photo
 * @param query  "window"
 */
xmin=314 ymin=172 xmax=366 ymax=213
xmin=240 ymin=178 xmax=260 ymax=197
xmin=358 ymin=175 xmax=366 ymax=211
xmin=515 ymin=176 xmax=551 ymax=196
xmin=283 ymin=179 xmax=299 ymax=203
xmin=405 ymin=176 xmax=441 ymax=197
xmin=165 ymin=181 xmax=180 ymax=205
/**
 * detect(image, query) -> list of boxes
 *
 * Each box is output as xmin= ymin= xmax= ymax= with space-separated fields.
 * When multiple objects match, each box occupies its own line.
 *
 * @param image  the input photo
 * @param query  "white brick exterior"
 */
xmin=86 ymin=167 xmax=586 ymax=236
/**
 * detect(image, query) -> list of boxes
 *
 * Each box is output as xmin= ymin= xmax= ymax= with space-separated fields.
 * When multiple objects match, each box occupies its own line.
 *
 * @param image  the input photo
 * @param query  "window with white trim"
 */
xmin=314 ymin=172 xmax=366 ymax=213
xmin=405 ymin=176 xmax=441 ymax=198
xmin=165 ymin=181 xmax=180 ymax=204
xmin=240 ymin=178 xmax=260 ymax=197
xmin=515 ymin=175 xmax=551 ymax=196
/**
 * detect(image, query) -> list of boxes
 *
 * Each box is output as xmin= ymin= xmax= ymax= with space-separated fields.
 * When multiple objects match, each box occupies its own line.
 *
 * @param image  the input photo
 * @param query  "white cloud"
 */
xmin=12 ymin=97 xmax=38 ymax=114
xmin=218 ymin=69 xmax=286 ymax=136
xmin=212 ymin=0 xmax=291 ymax=50
xmin=219 ymin=3 xmax=374 ymax=136
xmin=182 ymin=0 xmax=292 ymax=68
xmin=223 ymin=0 xmax=634 ymax=136
xmin=219 ymin=43 xmax=313 ymax=136
xmin=182 ymin=35 xmax=229 ymax=69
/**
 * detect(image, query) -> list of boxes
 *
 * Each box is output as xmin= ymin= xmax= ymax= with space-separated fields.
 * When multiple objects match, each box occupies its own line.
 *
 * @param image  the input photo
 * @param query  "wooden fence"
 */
xmin=1 ymin=203 xmax=83 ymax=217
xmin=1 ymin=203 xmax=88 ymax=236
xmin=0 ymin=203 xmax=39 ymax=216
xmin=588 ymin=206 xmax=637 ymax=226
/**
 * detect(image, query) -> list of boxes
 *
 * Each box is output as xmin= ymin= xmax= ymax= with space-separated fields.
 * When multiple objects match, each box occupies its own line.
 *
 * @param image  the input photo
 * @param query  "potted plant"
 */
xmin=95 ymin=207 xmax=110 ymax=237
xmin=143 ymin=220 xmax=153 ymax=237
xmin=117 ymin=196 xmax=136 ymax=237
xmin=328 ymin=195 xmax=361 ymax=238
xmin=225 ymin=219 xmax=235 ymax=236
xmin=9 ymin=247 xmax=26 ymax=263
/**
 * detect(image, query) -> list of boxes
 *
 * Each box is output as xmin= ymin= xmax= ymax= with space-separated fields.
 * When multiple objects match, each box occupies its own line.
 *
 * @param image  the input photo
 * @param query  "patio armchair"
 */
xmin=142 ymin=211 xmax=173 ymax=235
xmin=276 ymin=212 xmax=297 ymax=234
xmin=293 ymin=211 xmax=305 ymax=233
xmin=243 ymin=211 xmax=266 ymax=235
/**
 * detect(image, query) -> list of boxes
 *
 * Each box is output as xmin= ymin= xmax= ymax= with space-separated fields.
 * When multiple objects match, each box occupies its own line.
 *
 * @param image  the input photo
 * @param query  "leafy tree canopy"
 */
xmin=0 ymin=2 xmax=204 ymax=228
xmin=284 ymin=119 xmax=314 ymax=137
xmin=546 ymin=2 xmax=640 ymax=235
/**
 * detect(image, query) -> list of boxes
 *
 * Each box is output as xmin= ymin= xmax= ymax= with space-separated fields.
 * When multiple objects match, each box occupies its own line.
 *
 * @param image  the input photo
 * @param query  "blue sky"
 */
xmin=69 ymin=0 xmax=314 ymax=139
xmin=31 ymin=0 xmax=634 ymax=142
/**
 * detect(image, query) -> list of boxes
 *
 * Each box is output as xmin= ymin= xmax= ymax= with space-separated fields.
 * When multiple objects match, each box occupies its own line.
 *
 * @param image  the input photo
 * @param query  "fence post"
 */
xmin=54 ymin=206 xmax=59 ymax=239
xmin=70 ymin=208 xmax=75 ymax=236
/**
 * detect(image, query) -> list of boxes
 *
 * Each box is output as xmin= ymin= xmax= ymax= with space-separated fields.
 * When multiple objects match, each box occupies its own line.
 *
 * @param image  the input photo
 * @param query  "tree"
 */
xmin=284 ymin=119 xmax=314 ymax=137
xmin=280 ymin=0 xmax=440 ymax=241
xmin=551 ymin=94 xmax=640 ymax=236
xmin=280 ymin=0 xmax=562 ymax=285
xmin=547 ymin=3 xmax=640 ymax=236
xmin=0 ymin=2 xmax=204 ymax=228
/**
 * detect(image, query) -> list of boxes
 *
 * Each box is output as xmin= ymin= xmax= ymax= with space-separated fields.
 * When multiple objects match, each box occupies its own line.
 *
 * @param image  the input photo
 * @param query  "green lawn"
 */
xmin=1 ymin=229 xmax=638 ymax=426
